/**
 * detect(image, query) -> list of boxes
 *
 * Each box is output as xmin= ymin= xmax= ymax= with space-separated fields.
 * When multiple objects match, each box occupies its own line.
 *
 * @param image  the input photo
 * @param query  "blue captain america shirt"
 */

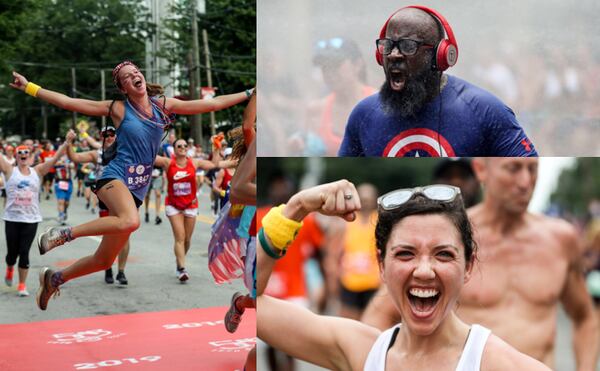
xmin=338 ymin=75 xmax=537 ymax=157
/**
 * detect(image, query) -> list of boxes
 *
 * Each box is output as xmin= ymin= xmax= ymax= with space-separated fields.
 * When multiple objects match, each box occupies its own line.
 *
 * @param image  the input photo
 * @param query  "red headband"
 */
xmin=15 ymin=145 xmax=30 ymax=152
xmin=112 ymin=61 xmax=139 ymax=86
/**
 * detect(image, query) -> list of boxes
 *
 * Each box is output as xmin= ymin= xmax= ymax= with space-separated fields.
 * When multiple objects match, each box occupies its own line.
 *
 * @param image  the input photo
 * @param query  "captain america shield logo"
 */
xmin=382 ymin=128 xmax=456 ymax=157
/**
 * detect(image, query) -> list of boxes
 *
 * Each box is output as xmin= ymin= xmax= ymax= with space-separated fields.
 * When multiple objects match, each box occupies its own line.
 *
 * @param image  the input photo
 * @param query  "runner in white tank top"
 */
xmin=364 ymin=324 xmax=491 ymax=371
xmin=1 ymin=143 xmax=67 ymax=297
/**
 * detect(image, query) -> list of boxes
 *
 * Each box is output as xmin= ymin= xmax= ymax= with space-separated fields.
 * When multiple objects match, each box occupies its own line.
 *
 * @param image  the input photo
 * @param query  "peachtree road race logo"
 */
xmin=382 ymin=128 xmax=456 ymax=157
xmin=48 ymin=329 xmax=126 ymax=345
xmin=209 ymin=338 xmax=256 ymax=353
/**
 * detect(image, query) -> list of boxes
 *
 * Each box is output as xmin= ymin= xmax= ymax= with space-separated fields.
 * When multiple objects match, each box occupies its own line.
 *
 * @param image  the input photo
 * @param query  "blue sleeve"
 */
xmin=338 ymin=103 xmax=366 ymax=157
xmin=487 ymin=105 xmax=538 ymax=157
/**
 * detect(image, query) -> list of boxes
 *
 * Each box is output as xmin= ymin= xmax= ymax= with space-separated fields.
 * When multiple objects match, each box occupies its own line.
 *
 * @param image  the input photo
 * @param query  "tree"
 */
xmin=0 ymin=0 xmax=154 ymax=139
xmin=160 ymin=0 xmax=256 ymax=139
xmin=551 ymin=158 xmax=600 ymax=218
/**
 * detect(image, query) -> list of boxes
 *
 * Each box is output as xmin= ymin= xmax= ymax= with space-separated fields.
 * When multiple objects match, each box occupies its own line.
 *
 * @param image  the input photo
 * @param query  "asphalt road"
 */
xmin=0 ymin=185 xmax=246 ymax=323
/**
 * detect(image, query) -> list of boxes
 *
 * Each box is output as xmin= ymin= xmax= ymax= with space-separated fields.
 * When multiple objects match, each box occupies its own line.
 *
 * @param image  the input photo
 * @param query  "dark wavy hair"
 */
xmin=375 ymin=194 xmax=477 ymax=264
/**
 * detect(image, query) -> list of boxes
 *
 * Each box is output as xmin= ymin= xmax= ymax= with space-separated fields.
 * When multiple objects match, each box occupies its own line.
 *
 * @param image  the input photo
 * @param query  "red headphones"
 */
xmin=375 ymin=5 xmax=458 ymax=71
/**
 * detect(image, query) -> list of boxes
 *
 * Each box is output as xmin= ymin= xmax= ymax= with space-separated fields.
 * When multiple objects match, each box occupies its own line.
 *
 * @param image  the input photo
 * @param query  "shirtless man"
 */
xmin=361 ymin=158 xmax=599 ymax=370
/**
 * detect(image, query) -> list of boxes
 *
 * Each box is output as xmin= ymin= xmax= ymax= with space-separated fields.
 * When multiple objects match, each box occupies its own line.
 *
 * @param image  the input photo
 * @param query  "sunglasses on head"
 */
xmin=378 ymin=185 xmax=461 ymax=211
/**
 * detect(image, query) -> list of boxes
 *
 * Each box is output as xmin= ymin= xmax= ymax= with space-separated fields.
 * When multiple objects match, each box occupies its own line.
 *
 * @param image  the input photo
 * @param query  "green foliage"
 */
xmin=551 ymin=158 xmax=600 ymax=217
xmin=160 ymin=0 xmax=256 ymax=135
xmin=0 ymin=0 xmax=153 ymax=139
xmin=257 ymin=158 xmax=439 ymax=205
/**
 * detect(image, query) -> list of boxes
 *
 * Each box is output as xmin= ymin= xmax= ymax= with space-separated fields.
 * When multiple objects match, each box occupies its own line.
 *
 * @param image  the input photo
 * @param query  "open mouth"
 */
xmin=133 ymin=78 xmax=143 ymax=88
xmin=388 ymin=68 xmax=406 ymax=91
xmin=407 ymin=287 xmax=440 ymax=318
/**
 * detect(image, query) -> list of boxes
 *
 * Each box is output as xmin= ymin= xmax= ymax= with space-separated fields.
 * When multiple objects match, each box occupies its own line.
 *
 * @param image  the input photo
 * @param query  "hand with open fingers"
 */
xmin=285 ymin=179 xmax=361 ymax=222
xmin=9 ymin=71 xmax=29 ymax=91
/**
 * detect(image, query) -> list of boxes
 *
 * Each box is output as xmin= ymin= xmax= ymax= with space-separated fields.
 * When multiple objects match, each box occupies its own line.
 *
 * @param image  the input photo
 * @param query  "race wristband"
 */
xmin=220 ymin=189 xmax=226 ymax=198
xmin=25 ymin=82 xmax=41 ymax=97
xmin=261 ymin=204 xmax=303 ymax=250
xmin=259 ymin=227 xmax=286 ymax=260
xmin=81 ymin=132 xmax=89 ymax=139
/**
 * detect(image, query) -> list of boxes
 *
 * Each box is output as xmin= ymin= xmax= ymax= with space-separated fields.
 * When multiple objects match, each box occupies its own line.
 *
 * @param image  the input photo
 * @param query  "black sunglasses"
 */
xmin=176 ymin=144 xmax=188 ymax=149
xmin=376 ymin=38 xmax=434 ymax=56
xmin=102 ymin=131 xmax=116 ymax=138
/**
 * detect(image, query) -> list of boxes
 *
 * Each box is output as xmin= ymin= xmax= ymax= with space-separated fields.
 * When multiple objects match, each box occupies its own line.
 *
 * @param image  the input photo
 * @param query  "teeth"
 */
xmin=409 ymin=288 xmax=438 ymax=298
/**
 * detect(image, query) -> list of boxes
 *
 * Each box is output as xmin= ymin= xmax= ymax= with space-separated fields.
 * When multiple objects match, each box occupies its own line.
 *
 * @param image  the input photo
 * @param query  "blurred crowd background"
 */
xmin=258 ymin=0 xmax=600 ymax=156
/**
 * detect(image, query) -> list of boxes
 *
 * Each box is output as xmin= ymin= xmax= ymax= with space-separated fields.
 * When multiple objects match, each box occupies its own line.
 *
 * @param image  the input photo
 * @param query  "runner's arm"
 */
xmin=10 ymin=71 xmax=112 ymax=117
xmin=153 ymin=155 xmax=170 ymax=169
xmin=242 ymin=91 xmax=256 ymax=145
xmin=35 ymin=141 xmax=68 ymax=177
xmin=258 ymin=181 xmax=373 ymax=370
xmin=229 ymin=138 xmax=255 ymax=205
xmin=165 ymin=89 xmax=252 ymax=115
xmin=0 ymin=154 xmax=12 ymax=177
xmin=559 ymin=226 xmax=599 ymax=371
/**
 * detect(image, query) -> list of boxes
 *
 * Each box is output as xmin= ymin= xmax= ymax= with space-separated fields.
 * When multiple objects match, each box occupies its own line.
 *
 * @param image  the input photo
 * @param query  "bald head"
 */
xmin=386 ymin=8 xmax=443 ymax=46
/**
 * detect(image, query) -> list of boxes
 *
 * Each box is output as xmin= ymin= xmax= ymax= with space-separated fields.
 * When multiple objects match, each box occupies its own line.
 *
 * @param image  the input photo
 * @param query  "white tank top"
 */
xmin=364 ymin=324 xmax=491 ymax=371
xmin=3 ymin=166 xmax=42 ymax=223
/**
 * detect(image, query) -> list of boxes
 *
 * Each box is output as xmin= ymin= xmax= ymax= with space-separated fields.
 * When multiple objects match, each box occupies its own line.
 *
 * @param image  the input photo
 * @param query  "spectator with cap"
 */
xmin=310 ymin=37 xmax=377 ymax=156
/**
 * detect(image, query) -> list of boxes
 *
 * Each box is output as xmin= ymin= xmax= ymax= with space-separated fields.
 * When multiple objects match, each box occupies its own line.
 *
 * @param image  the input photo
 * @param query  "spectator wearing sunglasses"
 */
xmin=339 ymin=7 xmax=536 ymax=157
xmin=361 ymin=158 xmax=598 ymax=370
xmin=1 ymin=141 xmax=68 ymax=297
xmin=257 ymin=180 xmax=548 ymax=370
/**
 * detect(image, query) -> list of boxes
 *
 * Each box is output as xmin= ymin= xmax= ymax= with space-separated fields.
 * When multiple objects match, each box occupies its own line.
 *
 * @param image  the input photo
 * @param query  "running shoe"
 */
xmin=224 ymin=292 xmax=245 ymax=333
xmin=155 ymin=216 xmax=162 ymax=225
xmin=116 ymin=271 xmax=128 ymax=285
xmin=105 ymin=268 xmax=114 ymax=284
xmin=17 ymin=283 xmax=29 ymax=297
xmin=5 ymin=266 xmax=13 ymax=287
xmin=177 ymin=269 xmax=189 ymax=283
xmin=38 ymin=227 xmax=72 ymax=255
xmin=85 ymin=201 xmax=90 ymax=209
xmin=36 ymin=267 xmax=60 ymax=310
xmin=145 ymin=213 xmax=149 ymax=223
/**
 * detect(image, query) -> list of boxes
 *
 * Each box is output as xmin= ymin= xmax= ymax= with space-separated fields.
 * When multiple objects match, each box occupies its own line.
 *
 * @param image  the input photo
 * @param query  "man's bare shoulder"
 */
xmin=481 ymin=333 xmax=551 ymax=371
xmin=528 ymin=213 xmax=579 ymax=251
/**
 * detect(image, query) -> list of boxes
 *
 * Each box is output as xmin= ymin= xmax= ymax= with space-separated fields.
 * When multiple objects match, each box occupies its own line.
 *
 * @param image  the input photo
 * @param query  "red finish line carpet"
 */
xmin=0 ymin=306 xmax=256 ymax=371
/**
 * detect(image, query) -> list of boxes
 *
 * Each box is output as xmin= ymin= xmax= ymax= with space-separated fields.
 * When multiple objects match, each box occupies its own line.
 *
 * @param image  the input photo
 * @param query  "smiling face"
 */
xmin=117 ymin=64 xmax=147 ymax=95
xmin=380 ymin=213 xmax=471 ymax=336
xmin=174 ymin=139 xmax=188 ymax=158
xmin=15 ymin=146 xmax=31 ymax=166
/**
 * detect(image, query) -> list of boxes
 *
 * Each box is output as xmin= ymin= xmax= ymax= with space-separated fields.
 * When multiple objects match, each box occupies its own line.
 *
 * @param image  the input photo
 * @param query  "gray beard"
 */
xmin=379 ymin=68 xmax=441 ymax=119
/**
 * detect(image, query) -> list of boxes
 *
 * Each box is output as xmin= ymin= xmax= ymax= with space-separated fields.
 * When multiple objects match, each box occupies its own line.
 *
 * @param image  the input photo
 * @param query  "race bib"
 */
xmin=58 ymin=181 xmax=70 ymax=191
xmin=125 ymin=164 xmax=152 ymax=190
xmin=151 ymin=168 xmax=161 ymax=178
xmin=173 ymin=182 xmax=192 ymax=196
xmin=14 ymin=190 xmax=33 ymax=206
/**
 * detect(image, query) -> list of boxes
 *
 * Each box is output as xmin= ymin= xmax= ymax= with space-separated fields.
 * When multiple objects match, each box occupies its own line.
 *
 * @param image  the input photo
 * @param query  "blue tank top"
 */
xmin=100 ymin=99 xmax=166 ymax=202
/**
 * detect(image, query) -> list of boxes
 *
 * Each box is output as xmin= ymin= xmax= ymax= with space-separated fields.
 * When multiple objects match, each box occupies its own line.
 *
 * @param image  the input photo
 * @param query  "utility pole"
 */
xmin=190 ymin=0 xmax=202 ymax=143
xmin=100 ymin=69 xmax=106 ymax=129
xmin=71 ymin=67 xmax=77 ymax=128
xmin=202 ymin=29 xmax=216 ymax=136
xmin=41 ymin=104 xmax=47 ymax=139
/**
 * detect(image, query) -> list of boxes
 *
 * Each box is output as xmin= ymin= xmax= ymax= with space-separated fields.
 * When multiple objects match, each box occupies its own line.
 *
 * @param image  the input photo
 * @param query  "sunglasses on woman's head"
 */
xmin=378 ymin=185 xmax=461 ymax=211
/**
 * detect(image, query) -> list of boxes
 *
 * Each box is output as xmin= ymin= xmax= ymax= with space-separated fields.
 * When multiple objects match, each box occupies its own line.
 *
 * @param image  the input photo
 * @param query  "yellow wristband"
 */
xmin=220 ymin=189 xmax=226 ymax=198
xmin=81 ymin=132 xmax=89 ymax=139
xmin=25 ymin=82 xmax=41 ymax=97
xmin=262 ymin=204 xmax=303 ymax=250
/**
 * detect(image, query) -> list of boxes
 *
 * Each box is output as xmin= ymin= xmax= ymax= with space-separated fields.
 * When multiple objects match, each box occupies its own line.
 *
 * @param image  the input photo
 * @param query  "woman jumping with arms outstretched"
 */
xmin=10 ymin=61 xmax=253 ymax=310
